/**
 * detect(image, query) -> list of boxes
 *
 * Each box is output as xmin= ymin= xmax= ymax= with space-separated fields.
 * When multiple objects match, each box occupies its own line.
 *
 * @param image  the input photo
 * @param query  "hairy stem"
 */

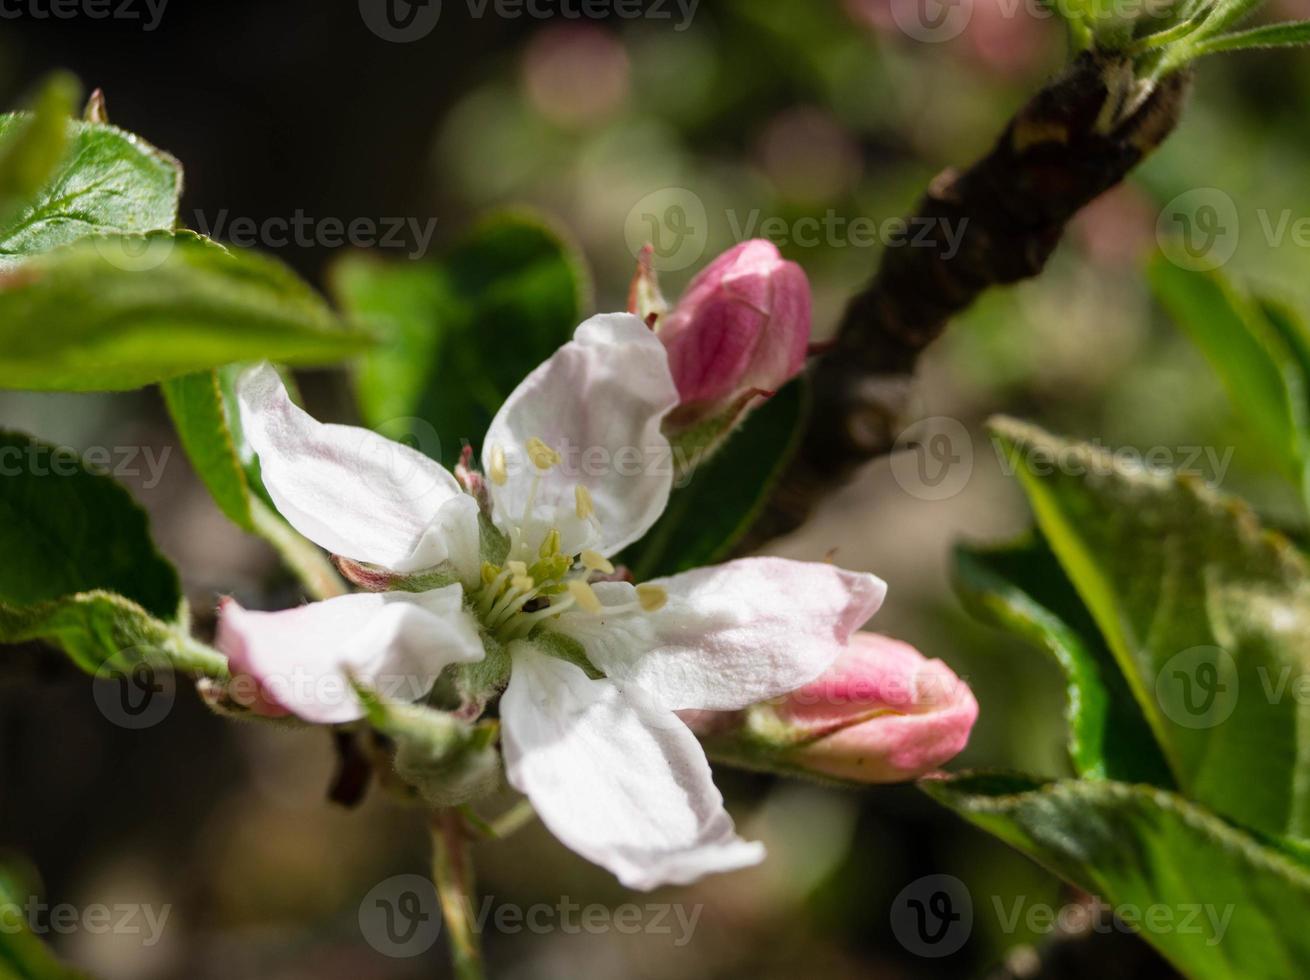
xmin=431 ymin=808 xmax=485 ymax=980
xmin=742 ymin=53 xmax=1193 ymax=550
xmin=249 ymin=496 xmax=349 ymax=600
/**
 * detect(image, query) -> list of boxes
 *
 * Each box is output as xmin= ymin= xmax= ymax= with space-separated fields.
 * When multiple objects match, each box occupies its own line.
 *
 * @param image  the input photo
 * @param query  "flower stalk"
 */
xmin=431 ymin=808 xmax=485 ymax=980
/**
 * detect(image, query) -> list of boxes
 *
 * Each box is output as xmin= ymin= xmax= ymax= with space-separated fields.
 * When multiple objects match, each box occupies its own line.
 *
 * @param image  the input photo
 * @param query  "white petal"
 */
xmin=500 ymin=642 xmax=764 ymax=891
xmin=481 ymin=314 xmax=679 ymax=557
xmin=216 ymin=586 xmax=484 ymax=725
xmin=553 ymin=557 xmax=887 ymax=711
xmin=237 ymin=363 xmax=475 ymax=571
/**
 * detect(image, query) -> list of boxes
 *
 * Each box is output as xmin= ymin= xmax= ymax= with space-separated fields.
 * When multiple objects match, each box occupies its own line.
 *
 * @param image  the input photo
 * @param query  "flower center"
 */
xmin=474 ymin=437 xmax=668 ymax=643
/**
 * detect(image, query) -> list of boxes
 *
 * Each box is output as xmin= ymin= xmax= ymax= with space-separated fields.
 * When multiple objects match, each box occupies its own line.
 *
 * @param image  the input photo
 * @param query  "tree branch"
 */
xmin=743 ymin=53 xmax=1193 ymax=549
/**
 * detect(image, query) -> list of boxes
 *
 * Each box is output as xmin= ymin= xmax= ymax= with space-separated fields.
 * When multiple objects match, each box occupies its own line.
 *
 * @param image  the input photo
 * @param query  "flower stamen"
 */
xmin=526 ymin=437 xmax=561 ymax=471
xmin=636 ymin=584 xmax=668 ymax=612
xmin=489 ymin=445 xmax=508 ymax=486
xmin=575 ymin=485 xmax=594 ymax=520
xmin=567 ymin=579 xmax=604 ymax=615
xmin=581 ymin=549 xmax=614 ymax=575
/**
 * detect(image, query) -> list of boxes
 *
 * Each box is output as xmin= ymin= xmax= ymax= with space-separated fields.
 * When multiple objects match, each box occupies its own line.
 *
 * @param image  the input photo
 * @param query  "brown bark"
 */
xmin=743 ymin=53 xmax=1193 ymax=549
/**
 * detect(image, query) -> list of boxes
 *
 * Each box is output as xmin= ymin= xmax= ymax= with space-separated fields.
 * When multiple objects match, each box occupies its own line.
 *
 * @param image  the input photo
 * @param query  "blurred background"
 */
xmin=1 ymin=0 xmax=1308 ymax=976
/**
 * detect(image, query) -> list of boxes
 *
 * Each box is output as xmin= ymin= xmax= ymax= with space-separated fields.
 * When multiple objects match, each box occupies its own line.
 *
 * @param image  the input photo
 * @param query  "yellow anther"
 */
xmin=539 ymin=528 xmax=561 ymax=559
xmin=512 ymin=575 xmax=536 ymax=593
xmin=481 ymin=561 xmax=500 ymax=586
xmin=489 ymin=445 xmax=508 ymax=486
xmin=575 ymin=484 xmax=595 ymax=520
xmin=568 ymin=579 xmax=604 ymax=615
xmin=507 ymin=560 xmax=529 ymax=577
xmin=581 ymin=550 xmax=614 ymax=575
xmin=526 ymin=437 xmax=561 ymax=471
xmin=636 ymin=584 xmax=668 ymax=613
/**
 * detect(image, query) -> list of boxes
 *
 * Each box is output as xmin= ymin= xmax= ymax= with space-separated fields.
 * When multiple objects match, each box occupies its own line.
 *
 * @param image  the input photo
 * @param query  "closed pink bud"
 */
xmin=777 ymin=633 xmax=977 ymax=783
xmin=682 ymin=633 xmax=977 ymax=784
xmin=656 ymin=240 xmax=811 ymax=420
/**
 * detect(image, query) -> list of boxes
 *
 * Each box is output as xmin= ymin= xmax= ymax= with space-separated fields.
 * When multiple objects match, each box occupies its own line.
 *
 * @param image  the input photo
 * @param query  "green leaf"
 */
xmin=1188 ymin=19 xmax=1310 ymax=56
xmin=1149 ymin=256 xmax=1310 ymax=499
xmin=160 ymin=368 xmax=255 ymax=530
xmin=0 ymin=232 xmax=373 ymax=392
xmin=953 ymin=536 xmax=1173 ymax=784
xmin=925 ymin=774 xmax=1310 ymax=980
xmin=0 ymin=591 xmax=225 ymax=677
xmin=0 ymin=864 xmax=90 ymax=979
xmin=992 ymin=418 xmax=1310 ymax=841
xmin=0 ymin=430 xmax=180 ymax=621
xmin=621 ymin=381 xmax=808 ymax=579
xmin=333 ymin=211 xmax=589 ymax=466
xmin=1192 ymin=0 xmax=1275 ymax=40
xmin=0 ymin=103 xmax=180 ymax=268
xmin=0 ymin=74 xmax=79 ymax=224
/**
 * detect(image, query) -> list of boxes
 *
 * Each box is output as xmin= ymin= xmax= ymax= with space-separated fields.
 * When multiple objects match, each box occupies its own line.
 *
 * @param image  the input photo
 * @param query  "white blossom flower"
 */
xmin=217 ymin=313 xmax=885 ymax=890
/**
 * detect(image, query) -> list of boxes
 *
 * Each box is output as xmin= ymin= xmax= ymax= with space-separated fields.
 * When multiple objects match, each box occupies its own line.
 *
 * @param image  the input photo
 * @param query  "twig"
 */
xmin=431 ymin=808 xmax=485 ymax=980
xmin=741 ymin=53 xmax=1193 ymax=550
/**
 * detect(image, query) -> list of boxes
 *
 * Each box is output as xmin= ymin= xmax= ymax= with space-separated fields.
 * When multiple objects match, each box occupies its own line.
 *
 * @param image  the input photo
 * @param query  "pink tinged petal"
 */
xmin=554 ymin=557 xmax=886 ymax=712
xmin=216 ymin=587 xmax=485 ymax=725
xmin=657 ymin=240 xmax=811 ymax=409
xmin=481 ymin=314 xmax=680 ymax=557
xmin=500 ymin=642 xmax=765 ymax=891
xmin=778 ymin=633 xmax=978 ymax=783
xmin=236 ymin=363 xmax=474 ymax=571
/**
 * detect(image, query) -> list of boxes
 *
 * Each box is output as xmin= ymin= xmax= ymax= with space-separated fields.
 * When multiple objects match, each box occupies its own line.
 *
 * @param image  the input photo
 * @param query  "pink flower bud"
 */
xmin=655 ymin=240 xmax=811 ymax=421
xmin=682 ymin=633 xmax=977 ymax=784
xmin=778 ymin=633 xmax=977 ymax=782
